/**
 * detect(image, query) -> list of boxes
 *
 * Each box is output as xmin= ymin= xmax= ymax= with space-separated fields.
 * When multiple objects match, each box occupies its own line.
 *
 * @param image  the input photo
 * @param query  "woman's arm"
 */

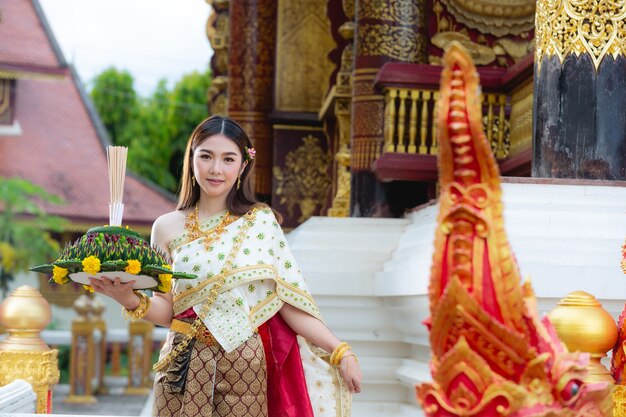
xmin=279 ymin=303 xmax=362 ymax=393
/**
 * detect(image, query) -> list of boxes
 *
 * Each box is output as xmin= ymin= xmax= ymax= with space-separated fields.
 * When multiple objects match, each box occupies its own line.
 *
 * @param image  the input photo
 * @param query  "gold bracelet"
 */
xmin=330 ymin=342 xmax=351 ymax=367
xmin=343 ymin=352 xmax=359 ymax=365
xmin=122 ymin=291 xmax=150 ymax=323
xmin=330 ymin=341 xmax=348 ymax=365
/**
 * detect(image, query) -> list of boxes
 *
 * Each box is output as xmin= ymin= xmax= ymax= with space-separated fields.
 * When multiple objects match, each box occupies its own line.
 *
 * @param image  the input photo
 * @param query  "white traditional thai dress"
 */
xmin=152 ymin=207 xmax=351 ymax=417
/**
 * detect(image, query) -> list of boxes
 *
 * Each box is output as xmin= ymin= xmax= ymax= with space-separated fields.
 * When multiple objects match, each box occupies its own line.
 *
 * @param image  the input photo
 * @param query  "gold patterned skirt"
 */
xmin=152 ymin=331 xmax=268 ymax=417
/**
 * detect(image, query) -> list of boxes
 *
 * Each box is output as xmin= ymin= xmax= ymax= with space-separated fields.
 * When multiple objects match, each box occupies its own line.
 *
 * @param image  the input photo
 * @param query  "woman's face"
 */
xmin=192 ymin=134 xmax=245 ymax=200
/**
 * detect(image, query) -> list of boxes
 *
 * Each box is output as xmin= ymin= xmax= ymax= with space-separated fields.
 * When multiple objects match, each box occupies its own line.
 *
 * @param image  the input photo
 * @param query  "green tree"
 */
xmin=127 ymin=79 xmax=178 ymax=191
xmin=89 ymin=66 xmax=212 ymax=193
xmin=0 ymin=177 xmax=67 ymax=299
xmin=166 ymin=69 xmax=212 ymax=171
xmin=90 ymin=67 xmax=139 ymax=147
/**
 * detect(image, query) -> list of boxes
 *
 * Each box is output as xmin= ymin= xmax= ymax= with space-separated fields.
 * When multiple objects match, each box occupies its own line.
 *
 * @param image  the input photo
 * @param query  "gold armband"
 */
xmin=122 ymin=291 xmax=151 ymax=323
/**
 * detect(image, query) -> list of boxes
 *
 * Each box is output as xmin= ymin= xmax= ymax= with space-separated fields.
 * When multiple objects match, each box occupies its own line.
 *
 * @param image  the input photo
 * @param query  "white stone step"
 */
xmin=297 ymin=258 xmax=385 ymax=274
xmin=291 ymin=248 xmax=393 ymax=263
xmin=353 ymin=402 xmax=422 ymax=417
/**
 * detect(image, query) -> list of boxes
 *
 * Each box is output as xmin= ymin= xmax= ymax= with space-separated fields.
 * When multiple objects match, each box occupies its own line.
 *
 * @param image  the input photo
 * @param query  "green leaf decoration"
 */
xmin=141 ymin=265 xmax=167 ymax=274
xmin=86 ymin=226 xmax=143 ymax=239
xmin=101 ymin=260 xmax=128 ymax=271
xmin=54 ymin=259 xmax=82 ymax=270
xmin=173 ymin=272 xmax=196 ymax=279
xmin=30 ymin=264 xmax=54 ymax=273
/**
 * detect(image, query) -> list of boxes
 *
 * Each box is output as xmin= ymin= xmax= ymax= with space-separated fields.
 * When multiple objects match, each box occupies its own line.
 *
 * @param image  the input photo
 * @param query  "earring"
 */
xmin=237 ymin=176 xmax=241 ymax=190
xmin=192 ymin=175 xmax=196 ymax=186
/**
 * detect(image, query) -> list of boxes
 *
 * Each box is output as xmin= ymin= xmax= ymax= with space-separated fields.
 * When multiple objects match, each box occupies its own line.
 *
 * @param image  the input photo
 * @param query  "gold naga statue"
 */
xmin=416 ymin=43 xmax=613 ymax=416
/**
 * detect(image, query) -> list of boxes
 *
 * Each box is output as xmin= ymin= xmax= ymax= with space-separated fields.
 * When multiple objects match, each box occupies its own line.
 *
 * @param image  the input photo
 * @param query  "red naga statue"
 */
xmin=416 ymin=43 xmax=612 ymax=417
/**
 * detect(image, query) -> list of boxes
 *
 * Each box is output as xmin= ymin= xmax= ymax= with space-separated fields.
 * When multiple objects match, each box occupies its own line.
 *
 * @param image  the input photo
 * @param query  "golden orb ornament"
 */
xmin=548 ymin=291 xmax=618 ymax=383
xmin=0 ymin=285 xmax=52 ymax=352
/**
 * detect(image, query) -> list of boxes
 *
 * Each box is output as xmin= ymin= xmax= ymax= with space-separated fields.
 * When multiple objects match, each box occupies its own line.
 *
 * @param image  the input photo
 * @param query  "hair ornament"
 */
xmin=245 ymin=147 xmax=256 ymax=161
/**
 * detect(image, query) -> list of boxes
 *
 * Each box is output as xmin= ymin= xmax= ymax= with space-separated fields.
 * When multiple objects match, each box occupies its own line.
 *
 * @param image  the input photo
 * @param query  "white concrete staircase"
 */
xmin=287 ymin=216 xmax=413 ymax=414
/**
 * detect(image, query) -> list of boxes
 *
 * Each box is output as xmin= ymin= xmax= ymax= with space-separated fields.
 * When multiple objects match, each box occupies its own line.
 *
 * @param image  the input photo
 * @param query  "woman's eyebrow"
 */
xmin=197 ymin=149 xmax=238 ymax=156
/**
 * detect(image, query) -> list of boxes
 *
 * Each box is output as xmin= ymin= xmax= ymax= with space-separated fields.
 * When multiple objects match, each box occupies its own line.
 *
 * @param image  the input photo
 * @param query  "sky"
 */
xmin=39 ymin=0 xmax=214 ymax=96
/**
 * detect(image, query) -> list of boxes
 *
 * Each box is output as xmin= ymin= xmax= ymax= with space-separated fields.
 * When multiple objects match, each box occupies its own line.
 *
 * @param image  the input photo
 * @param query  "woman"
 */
xmin=89 ymin=115 xmax=362 ymax=417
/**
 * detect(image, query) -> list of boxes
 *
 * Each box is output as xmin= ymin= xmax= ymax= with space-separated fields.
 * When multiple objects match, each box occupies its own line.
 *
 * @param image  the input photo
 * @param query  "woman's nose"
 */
xmin=208 ymin=159 xmax=222 ymax=173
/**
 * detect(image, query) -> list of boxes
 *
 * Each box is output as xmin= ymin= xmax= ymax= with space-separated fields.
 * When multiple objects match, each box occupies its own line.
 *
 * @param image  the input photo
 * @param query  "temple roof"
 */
xmin=0 ymin=0 xmax=176 ymax=228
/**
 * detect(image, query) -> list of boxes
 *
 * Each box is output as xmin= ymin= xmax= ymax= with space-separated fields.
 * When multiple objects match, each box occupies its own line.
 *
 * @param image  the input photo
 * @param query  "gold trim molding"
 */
xmin=536 ymin=0 xmax=626 ymax=71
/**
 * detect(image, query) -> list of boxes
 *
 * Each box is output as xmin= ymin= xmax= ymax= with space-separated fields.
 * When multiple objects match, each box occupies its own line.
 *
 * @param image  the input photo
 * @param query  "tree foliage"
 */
xmin=90 ymin=67 xmax=212 ymax=192
xmin=90 ymin=68 xmax=138 ymax=147
xmin=0 ymin=177 xmax=67 ymax=298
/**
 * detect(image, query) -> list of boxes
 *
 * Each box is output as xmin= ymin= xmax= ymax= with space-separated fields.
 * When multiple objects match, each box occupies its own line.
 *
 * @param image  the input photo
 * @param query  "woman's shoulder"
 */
xmin=154 ymin=209 xmax=187 ymax=229
xmin=152 ymin=210 xmax=188 ymax=248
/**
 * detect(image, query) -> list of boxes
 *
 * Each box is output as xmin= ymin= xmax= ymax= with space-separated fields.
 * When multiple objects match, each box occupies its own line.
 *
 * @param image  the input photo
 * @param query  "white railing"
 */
xmin=0 ymin=380 xmax=37 ymax=413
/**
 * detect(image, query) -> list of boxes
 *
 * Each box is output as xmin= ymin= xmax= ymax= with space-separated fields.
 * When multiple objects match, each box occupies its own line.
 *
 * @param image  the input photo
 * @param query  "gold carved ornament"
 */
xmin=358 ymin=23 xmax=425 ymax=62
xmin=440 ymin=0 xmax=535 ymax=37
xmin=273 ymin=135 xmax=332 ymax=223
xmin=358 ymin=0 xmax=423 ymax=25
xmin=536 ymin=0 xmax=626 ymax=71
xmin=416 ymin=42 xmax=612 ymax=417
xmin=275 ymin=0 xmax=335 ymax=112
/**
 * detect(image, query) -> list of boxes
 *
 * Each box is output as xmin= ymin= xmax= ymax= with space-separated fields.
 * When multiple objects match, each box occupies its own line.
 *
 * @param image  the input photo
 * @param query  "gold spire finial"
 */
xmin=0 ymin=285 xmax=52 ymax=352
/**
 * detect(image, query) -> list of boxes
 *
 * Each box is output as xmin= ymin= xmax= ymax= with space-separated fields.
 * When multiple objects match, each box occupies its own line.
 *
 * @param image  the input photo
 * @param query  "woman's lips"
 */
xmin=206 ymin=178 xmax=224 ymax=185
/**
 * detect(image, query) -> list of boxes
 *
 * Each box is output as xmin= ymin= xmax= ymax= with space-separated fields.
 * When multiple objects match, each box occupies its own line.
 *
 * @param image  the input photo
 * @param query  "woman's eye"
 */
xmin=200 ymin=155 xmax=210 ymax=159
xmin=225 ymin=157 xmax=234 ymax=163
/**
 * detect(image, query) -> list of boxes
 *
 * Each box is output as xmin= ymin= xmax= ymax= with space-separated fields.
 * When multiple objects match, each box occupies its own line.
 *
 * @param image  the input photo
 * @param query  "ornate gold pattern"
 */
xmin=536 ymin=0 xmax=626 ymax=71
xmin=206 ymin=0 xmax=230 ymax=115
xmin=359 ymin=0 xmax=423 ymax=25
xmin=358 ymin=23 xmax=425 ymax=62
xmin=0 ymin=350 xmax=60 ymax=412
xmin=273 ymin=135 xmax=332 ymax=222
xmin=417 ymin=43 xmax=612 ymax=417
xmin=508 ymin=79 xmax=533 ymax=156
xmin=275 ymin=0 xmax=336 ymax=112
xmin=441 ymin=0 xmax=535 ymax=37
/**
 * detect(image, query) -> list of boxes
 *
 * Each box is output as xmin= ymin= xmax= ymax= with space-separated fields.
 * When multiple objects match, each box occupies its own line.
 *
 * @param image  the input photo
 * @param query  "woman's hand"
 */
xmin=339 ymin=351 xmax=362 ymax=394
xmin=88 ymin=276 xmax=138 ymax=310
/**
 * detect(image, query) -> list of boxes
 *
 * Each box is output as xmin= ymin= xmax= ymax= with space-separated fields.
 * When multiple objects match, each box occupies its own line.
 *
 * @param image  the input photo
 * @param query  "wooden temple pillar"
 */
xmin=350 ymin=0 xmax=428 ymax=217
xmin=533 ymin=0 xmax=626 ymax=180
xmin=227 ymin=0 xmax=277 ymax=198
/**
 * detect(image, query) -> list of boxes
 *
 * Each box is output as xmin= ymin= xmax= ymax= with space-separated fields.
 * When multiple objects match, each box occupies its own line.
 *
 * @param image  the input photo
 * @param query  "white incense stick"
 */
xmin=106 ymin=146 xmax=128 ymax=226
